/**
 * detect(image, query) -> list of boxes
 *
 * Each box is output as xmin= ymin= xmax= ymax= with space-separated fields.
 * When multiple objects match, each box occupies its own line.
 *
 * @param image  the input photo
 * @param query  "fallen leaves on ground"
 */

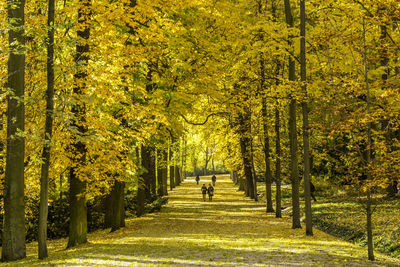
xmin=3 ymin=175 xmax=400 ymax=266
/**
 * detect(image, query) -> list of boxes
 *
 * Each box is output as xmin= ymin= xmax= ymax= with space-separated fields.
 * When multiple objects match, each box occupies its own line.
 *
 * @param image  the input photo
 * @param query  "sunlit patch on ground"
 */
xmin=2 ymin=175 xmax=400 ymax=266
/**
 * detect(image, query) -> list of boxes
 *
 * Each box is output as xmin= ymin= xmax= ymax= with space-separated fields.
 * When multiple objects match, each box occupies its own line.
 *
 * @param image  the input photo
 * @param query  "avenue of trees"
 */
xmin=1 ymin=0 xmax=399 ymax=262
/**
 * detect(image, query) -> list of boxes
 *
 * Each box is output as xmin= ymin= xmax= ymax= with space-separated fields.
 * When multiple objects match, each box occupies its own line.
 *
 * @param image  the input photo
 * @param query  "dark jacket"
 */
xmin=207 ymin=186 xmax=214 ymax=195
xmin=201 ymin=185 xmax=207 ymax=194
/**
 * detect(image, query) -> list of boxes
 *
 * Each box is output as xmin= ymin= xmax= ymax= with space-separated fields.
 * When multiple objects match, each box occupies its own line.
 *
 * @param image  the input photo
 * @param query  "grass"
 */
xmin=2 ymin=175 xmax=400 ymax=266
xmin=257 ymin=180 xmax=400 ymax=259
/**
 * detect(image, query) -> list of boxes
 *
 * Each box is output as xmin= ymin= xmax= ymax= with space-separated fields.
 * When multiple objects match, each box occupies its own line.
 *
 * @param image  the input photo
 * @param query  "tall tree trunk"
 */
xmin=111 ymin=180 xmax=125 ymax=231
xmin=2 ymin=0 xmax=26 ymax=261
xmin=275 ymin=107 xmax=282 ymax=218
xmin=67 ymin=0 xmax=91 ymax=248
xmin=175 ymin=141 xmax=181 ymax=186
xmin=141 ymin=145 xmax=155 ymax=201
xmin=262 ymin=98 xmax=274 ymax=212
xmin=67 ymin=168 xmax=87 ymax=248
xmin=156 ymin=149 xmax=164 ymax=196
xmin=175 ymin=166 xmax=181 ymax=187
xmin=238 ymin=176 xmax=245 ymax=191
xmin=238 ymin=111 xmax=255 ymax=199
xmin=162 ymin=150 xmax=168 ymax=195
xmin=250 ymin=138 xmax=258 ymax=201
xmin=150 ymin=149 xmax=156 ymax=196
xmin=300 ymin=0 xmax=313 ymax=236
xmin=168 ymin=140 xmax=175 ymax=190
xmin=284 ymin=0 xmax=301 ymax=229
xmin=38 ymin=0 xmax=55 ymax=258
xmin=136 ymin=146 xmax=145 ymax=217
xmin=104 ymin=179 xmax=125 ymax=231
xmin=362 ymin=17 xmax=375 ymax=261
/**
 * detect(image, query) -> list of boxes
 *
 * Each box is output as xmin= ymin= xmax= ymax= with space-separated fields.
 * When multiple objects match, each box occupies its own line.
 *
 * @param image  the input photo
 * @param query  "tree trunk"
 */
xmin=2 ymin=0 xmax=26 ymax=261
xmin=275 ymin=107 xmax=282 ymax=218
xmin=38 ymin=0 xmax=55 ymax=258
xmin=300 ymin=0 xmax=313 ymax=236
xmin=251 ymin=139 xmax=258 ymax=201
xmin=136 ymin=146 xmax=145 ymax=217
xmin=141 ymin=145 xmax=155 ymax=201
xmin=67 ymin=0 xmax=91 ymax=248
xmin=162 ymin=150 xmax=168 ymax=195
xmin=157 ymin=149 xmax=164 ymax=196
xmin=168 ymin=141 xmax=175 ymax=190
xmin=363 ymin=17 xmax=375 ymax=261
xmin=136 ymin=181 xmax=145 ymax=217
xmin=104 ymin=180 xmax=125 ymax=231
xmin=366 ymin=191 xmax=374 ymax=261
xmin=238 ymin=176 xmax=245 ymax=191
xmin=284 ymin=0 xmax=301 ymax=229
xmin=67 ymin=168 xmax=87 ymax=248
xmin=175 ymin=166 xmax=181 ymax=187
xmin=111 ymin=180 xmax=125 ymax=231
xmin=238 ymin=112 xmax=255 ymax=199
xmin=233 ymin=171 xmax=238 ymax=185
xmin=262 ymin=98 xmax=274 ymax=212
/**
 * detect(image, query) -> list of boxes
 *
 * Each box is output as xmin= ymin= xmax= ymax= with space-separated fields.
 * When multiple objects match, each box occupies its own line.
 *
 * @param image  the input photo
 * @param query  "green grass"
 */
xmin=257 ymin=181 xmax=400 ymax=259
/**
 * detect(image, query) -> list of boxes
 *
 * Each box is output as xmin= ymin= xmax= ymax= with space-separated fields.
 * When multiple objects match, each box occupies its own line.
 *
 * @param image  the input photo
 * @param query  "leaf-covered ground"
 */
xmin=3 ymin=175 xmax=400 ymax=266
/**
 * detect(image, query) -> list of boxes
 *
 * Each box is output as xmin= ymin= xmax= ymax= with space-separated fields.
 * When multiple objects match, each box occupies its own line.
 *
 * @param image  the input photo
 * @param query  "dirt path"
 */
xmin=5 ymin=175 xmax=400 ymax=266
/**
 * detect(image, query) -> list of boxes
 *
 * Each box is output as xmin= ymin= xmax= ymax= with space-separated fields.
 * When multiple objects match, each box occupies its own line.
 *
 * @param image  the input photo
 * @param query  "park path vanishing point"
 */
xmin=3 ymin=174 xmax=400 ymax=266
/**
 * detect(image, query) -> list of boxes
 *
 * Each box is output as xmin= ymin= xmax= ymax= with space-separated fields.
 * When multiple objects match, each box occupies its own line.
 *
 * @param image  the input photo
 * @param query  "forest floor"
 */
xmin=3 ymin=175 xmax=400 ymax=266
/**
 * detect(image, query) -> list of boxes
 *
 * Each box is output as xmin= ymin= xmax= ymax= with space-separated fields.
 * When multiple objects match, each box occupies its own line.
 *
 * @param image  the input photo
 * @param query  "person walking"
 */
xmin=207 ymin=183 xmax=214 ymax=201
xmin=196 ymin=175 xmax=200 ymax=185
xmin=211 ymin=175 xmax=216 ymax=186
xmin=201 ymin=184 xmax=207 ymax=201
xmin=310 ymin=181 xmax=317 ymax=202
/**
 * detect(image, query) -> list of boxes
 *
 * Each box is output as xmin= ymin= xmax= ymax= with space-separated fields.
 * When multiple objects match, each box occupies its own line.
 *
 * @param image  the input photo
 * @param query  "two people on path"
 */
xmin=196 ymin=175 xmax=200 ymax=185
xmin=201 ymin=183 xmax=214 ymax=201
xmin=211 ymin=175 xmax=216 ymax=186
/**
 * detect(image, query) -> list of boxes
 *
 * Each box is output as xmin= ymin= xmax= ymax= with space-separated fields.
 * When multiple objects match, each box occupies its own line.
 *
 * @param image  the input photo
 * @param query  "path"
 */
xmin=5 ymin=175 xmax=400 ymax=266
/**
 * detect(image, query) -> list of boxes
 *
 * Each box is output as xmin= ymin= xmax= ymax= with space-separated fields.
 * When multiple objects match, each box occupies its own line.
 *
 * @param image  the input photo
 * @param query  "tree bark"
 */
xmin=2 ymin=0 xmax=26 ymax=261
xmin=38 ymin=0 xmax=55 ymax=258
xmin=362 ymin=17 xmax=375 ymax=261
xmin=161 ymin=150 xmax=168 ymax=195
xmin=283 ymin=0 xmax=301 ymax=229
xmin=300 ymin=0 xmax=313 ymax=236
xmin=67 ymin=0 xmax=91 ymax=248
xmin=238 ymin=112 xmax=255 ymax=199
xmin=275 ymin=107 xmax=282 ymax=218
xmin=168 ymin=141 xmax=175 ymax=190
xmin=104 ymin=180 xmax=125 ymax=231
xmin=111 ymin=180 xmax=125 ymax=231
xmin=67 ymin=168 xmax=87 ymax=248
xmin=251 ymin=139 xmax=258 ymax=201
xmin=136 ymin=146 xmax=145 ymax=217
xmin=262 ymin=97 xmax=274 ymax=212
xmin=141 ymin=145 xmax=155 ymax=201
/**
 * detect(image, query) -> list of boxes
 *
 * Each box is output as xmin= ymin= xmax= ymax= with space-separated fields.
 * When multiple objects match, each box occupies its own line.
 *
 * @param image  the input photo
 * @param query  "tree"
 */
xmin=2 ymin=0 xmax=26 ymax=261
xmin=300 ymin=0 xmax=313 ymax=236
xmin=67 ymin=0 xmax=91 ymax=248
xmin=283 ymin=0 xmax=301 ymax=229
xmin=104 ymin=179 xmax=125 ymax=232
xmin=38 ymin=0 xmax=55 ymax=258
